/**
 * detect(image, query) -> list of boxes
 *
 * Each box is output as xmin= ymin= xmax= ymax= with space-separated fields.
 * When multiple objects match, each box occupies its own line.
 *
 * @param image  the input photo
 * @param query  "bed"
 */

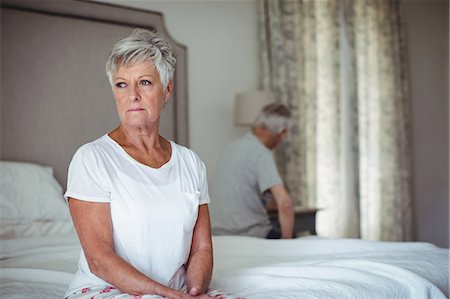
xmin=0 ymin=0 xmax=448 ymax=298
xmin=0 ymin=161 xmax=448 ymax=299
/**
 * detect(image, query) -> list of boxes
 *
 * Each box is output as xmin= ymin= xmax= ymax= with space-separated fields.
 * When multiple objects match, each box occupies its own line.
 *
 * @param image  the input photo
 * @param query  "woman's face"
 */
xmin=112 ymin=60 xmax=172 ymax=129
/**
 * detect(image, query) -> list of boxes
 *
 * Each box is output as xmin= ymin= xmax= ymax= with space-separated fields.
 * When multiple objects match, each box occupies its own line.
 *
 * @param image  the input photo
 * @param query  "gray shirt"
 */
xmin=210 ymin=133 xmax=282 ymax=237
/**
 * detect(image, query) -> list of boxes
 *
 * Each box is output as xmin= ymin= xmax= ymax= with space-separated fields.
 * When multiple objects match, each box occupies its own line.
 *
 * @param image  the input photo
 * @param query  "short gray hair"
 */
xmin=253 ymin=103 xmax=292 ymax=134
xmin=105 ymin=28 xmax=176 ymax=88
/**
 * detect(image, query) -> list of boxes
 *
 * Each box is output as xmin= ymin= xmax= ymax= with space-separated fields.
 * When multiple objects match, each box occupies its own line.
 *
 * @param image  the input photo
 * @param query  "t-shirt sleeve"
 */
xmin=256 ymin=151 xmax=283 ymax=193
xmin=198 ymin=159 xmax=211 ymax=205
xmin=64 ymin=146 xmax=110 ymax=203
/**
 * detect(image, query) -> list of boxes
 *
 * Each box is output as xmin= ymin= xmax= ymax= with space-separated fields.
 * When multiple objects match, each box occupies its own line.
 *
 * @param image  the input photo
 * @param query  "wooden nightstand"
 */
xmin=268 ymin=207 xmax=319 ymax=236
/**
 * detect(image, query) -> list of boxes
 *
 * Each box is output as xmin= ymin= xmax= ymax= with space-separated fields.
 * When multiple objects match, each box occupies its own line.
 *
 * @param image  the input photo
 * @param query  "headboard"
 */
xmin=0 ymin=0 xmax=188 ymax=186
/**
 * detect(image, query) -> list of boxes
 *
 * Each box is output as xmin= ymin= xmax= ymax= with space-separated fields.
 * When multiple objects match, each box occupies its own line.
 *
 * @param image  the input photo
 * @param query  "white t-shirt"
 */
xmin=64 ymin=134 xmax=210 ymax=296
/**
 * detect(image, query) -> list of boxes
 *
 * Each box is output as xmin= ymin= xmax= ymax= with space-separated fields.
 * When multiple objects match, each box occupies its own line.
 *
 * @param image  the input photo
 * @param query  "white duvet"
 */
xmin=0 ymin=234 xmax=448 ymax=298
xmin=212 ymin=236 xmax=449 ymax=298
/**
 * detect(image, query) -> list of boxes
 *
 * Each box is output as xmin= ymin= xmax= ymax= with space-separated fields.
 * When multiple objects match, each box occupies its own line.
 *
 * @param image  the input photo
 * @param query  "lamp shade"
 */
xmin=234 ymin=91 xmax=275 ymax=126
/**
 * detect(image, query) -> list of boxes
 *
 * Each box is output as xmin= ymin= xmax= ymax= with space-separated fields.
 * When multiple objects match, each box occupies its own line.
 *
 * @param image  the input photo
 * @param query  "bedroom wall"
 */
xmin=402 ymin=0 xmax=449 ymax=248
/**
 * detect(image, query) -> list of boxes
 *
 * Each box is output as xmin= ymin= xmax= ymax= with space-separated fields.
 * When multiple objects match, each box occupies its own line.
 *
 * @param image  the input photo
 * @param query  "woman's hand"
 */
xmin=181 ymin=287 xmax=232 ymax=299
xmin=189 ymin=292 xmax=215 ymax=299
xmin=196 ymin=294 xmax=215 ymax=299
xmin=179 ymin=290 xmax=214 ymax=299
xmin=189 ymin=287 xmax=201 ymax=296
xmin=190 ymin=287 xmax=215 ymax=298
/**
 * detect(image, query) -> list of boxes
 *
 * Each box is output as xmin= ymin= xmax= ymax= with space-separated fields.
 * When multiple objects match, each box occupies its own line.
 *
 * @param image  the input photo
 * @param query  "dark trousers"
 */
xmin=266 ymin=228 xmax=281 ymax=239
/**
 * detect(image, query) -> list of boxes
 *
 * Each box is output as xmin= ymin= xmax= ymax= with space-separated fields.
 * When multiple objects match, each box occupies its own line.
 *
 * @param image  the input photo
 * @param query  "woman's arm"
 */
xmin=185 ymin=204 xmax=213 ymax=296
xmin=69 ymin=198 xmax=193 ymax=299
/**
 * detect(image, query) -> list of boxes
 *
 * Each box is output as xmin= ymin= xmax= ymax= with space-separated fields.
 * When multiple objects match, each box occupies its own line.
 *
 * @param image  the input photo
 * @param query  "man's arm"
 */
xmin=186 ymin=204 xmax=213 ymax=296
xmin=270 ymin=185 xmax=295 ymax=238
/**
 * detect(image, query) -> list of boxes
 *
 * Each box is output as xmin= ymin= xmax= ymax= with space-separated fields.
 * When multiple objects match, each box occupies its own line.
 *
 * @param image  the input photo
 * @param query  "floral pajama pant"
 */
xmin=65 ymin=285 xmax=241 ymax=299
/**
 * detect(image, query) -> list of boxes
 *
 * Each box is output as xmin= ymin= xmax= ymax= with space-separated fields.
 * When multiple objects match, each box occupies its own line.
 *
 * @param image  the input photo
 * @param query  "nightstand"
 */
xmin=268 ymin=207 xmax=319 ymax=236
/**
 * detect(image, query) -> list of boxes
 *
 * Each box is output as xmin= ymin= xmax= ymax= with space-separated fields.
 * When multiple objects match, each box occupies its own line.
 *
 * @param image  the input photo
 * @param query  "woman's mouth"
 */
xmin=128 ymin=108 xmax=145 ymax=112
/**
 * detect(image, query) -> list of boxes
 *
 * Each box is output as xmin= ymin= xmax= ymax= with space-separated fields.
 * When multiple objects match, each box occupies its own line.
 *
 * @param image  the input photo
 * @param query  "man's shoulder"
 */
xmin=229 ymin=133 xmax=268 ymax=153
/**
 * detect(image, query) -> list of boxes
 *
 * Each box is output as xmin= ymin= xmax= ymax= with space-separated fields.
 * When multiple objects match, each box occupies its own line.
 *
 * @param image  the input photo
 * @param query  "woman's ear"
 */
xmin=164 ymin=80 xmax=174 ymax=103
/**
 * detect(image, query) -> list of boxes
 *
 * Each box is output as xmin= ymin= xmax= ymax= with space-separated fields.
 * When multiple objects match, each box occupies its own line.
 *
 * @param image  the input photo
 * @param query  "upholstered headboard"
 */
xmin=0 ymin=0 xmax=188 ymax=186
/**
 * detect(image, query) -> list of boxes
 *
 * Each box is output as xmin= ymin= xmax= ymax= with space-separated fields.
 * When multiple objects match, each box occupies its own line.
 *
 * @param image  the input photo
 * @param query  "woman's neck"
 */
xmin=109 ymin=125 xmax=171 ymax=168
xmin=110 ymin=124 xmax=165 ymax=153
xmin=109 ymin=124 xmax=170 ymax=156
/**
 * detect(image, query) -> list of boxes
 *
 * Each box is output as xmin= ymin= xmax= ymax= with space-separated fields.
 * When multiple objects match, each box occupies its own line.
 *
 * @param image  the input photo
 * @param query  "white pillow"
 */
xmin=0 ymin=161 xmax=70 ymax=224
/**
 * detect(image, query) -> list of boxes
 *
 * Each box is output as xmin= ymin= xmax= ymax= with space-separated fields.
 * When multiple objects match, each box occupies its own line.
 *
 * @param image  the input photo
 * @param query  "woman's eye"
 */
xmin=141 ymin=80 xmax=151 ymax=86
xmin=115 ymin=82 xmax=127 ymax=88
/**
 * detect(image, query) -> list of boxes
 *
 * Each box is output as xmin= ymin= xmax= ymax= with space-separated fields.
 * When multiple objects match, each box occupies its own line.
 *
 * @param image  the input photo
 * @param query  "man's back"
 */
xmin=210 ymin=133 xmax=282 ymax=237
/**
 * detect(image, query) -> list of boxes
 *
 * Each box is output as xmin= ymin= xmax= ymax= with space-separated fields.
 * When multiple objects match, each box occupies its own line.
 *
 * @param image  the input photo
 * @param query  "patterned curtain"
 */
xmin=344 ymin=0 xmax=413 ymax=241
xmin=258 ymin=0 xmax=413 ymax=241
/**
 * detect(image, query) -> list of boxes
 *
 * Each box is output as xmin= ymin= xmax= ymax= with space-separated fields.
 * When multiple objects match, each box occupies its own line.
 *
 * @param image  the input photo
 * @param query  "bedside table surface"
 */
xmin=268 ymin=207 xmax=319 ymax=216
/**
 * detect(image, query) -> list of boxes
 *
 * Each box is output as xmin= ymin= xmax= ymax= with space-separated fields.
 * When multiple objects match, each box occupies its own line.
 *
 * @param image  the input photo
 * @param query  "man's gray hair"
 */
xmin=253 ymin=103 xmax=292 ymax=134
xmin=105 ymin=28 xmax=176 ymax=88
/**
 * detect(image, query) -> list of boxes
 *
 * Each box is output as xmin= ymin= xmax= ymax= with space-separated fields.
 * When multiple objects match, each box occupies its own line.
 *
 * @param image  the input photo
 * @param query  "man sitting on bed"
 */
xmin=211 ymin=103 xmax=295 ymax=239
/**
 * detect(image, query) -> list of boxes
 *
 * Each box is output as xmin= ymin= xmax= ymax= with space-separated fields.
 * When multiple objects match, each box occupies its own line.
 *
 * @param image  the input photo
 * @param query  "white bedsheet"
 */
xmin=0 ymin=234 xmax=448 ymax=298
xmin=0 ymin=234 xmax=79 ymax=298
xmin=212 ymin=236 xmax=449 ymax=298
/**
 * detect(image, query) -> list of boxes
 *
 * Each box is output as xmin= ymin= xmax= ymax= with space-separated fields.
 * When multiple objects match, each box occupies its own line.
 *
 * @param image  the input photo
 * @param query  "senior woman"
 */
xmin=64 ymin=29 xmax=216 ymax=299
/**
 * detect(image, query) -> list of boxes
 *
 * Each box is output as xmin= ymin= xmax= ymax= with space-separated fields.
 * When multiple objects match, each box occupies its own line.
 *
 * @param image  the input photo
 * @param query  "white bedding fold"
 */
xmin=211 ymin=236 xmax=449 ymax=298
xmin=0 ymin=234 xmax=79 ymax=259
xmin=213 ymin=259 xmax=446 ymax=298
xmin=0 ymin=269 xmax=71 ymax=299
xmin=0 ymin=268 xmax=73 ymax=284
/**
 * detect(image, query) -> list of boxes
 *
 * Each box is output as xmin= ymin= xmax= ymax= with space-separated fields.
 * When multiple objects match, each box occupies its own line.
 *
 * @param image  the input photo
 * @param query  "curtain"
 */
xmin=345 ymin=0 xmax=413 ymax=241
xmin=258 ymin=0 xmax=413 ymax=241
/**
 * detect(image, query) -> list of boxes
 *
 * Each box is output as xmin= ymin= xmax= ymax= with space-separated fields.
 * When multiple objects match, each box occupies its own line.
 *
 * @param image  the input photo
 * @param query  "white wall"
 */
xmin=95 ymin=0 xmax=258 ymax=185
xmin=402 ymin=0 xmax=449 ymax=248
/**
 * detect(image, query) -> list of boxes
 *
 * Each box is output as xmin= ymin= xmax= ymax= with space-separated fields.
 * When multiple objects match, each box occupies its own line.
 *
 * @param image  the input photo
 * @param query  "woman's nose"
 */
xmin=128 ymin=85 xmax=141 ymax=101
